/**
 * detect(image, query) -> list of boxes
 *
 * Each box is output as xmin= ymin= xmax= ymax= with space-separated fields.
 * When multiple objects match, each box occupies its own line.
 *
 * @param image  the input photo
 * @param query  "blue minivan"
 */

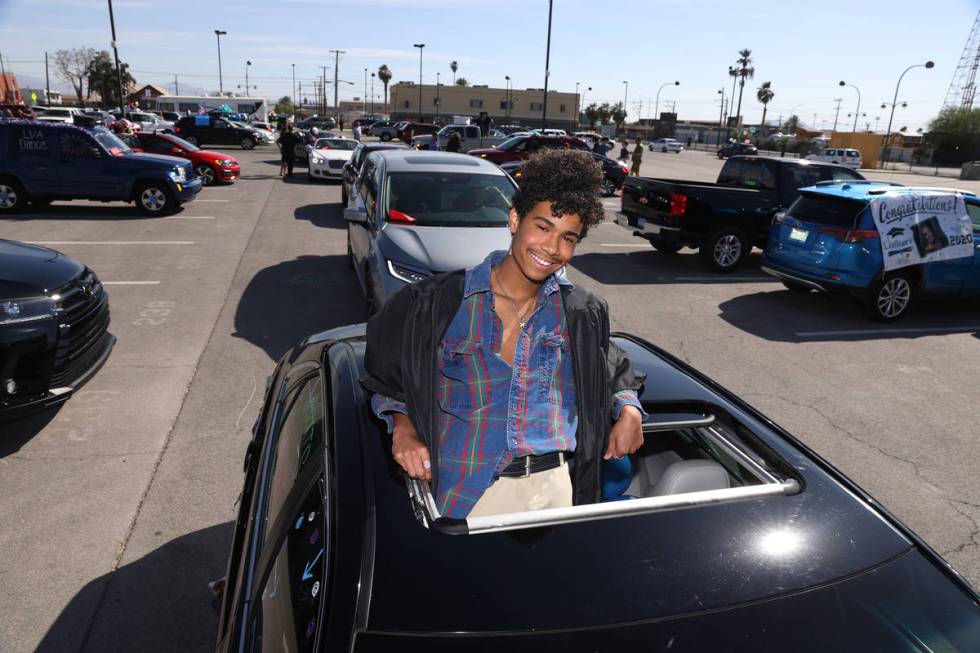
xmin=0 ymin=120 xmax=201 ymax=216
xmin=762 ymin=181 xmax=980 ymax=321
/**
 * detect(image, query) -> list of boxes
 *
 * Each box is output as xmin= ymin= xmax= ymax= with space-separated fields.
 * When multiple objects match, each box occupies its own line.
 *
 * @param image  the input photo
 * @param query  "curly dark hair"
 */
xmin=512 ymin=148 xmax=604 ymax=237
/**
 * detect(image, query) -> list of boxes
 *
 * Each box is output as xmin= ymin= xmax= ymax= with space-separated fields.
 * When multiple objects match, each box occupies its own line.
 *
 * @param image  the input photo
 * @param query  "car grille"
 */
xmin=328 ymin=160 xmax=344 ymax=169
xmin=50 ymin=269 xmax=111 ymax=388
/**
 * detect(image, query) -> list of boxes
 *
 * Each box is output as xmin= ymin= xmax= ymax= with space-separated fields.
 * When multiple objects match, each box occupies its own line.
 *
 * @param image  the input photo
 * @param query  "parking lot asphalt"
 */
xmin=1 ymin=143 xmax=979 ymax=652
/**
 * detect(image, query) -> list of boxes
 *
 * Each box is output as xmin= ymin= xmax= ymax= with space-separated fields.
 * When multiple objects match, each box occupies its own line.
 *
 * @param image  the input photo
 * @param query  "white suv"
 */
xmin=806 ymin=148 xmax=862 ymax=169
xmin=34 ymin=107 xmax=81 ymax=124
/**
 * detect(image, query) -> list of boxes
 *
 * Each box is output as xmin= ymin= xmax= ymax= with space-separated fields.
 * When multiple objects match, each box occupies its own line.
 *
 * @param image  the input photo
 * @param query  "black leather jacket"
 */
xmin=362 ymin=270 xmax=644 ymax=506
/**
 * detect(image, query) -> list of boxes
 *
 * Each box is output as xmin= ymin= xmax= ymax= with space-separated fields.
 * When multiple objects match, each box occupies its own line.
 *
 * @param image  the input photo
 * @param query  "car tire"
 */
xmin=0 ymin=178 xmax=28 ymax=214
xmin=700 ymin=226 xmax=748 ymax=273
xmin=195 ymin=164 xmax=217 ymax=186
xmin=135 ymin=182 xmax=176 ymax=216
xmin=864 ymin=270 xmax=917 ymax=322
xmin=651 ymin=239 xmax=683 ymax=254
xmin=380 ymin=133 xmax=392 ymax=142
xmin=184 ymin=136 xmax=199 ymax=146
xmin=781 ymin=280 xmax=811 ymax=293
xmin=601 ymin=178 xmax=617 ymax=197
xmin=240 ymin=137 xmax=256 ymax=150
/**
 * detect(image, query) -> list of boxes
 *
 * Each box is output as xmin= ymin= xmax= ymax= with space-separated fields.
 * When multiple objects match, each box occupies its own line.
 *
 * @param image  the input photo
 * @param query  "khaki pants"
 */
xmin=468 ymin=457 xmax=572 ymax=518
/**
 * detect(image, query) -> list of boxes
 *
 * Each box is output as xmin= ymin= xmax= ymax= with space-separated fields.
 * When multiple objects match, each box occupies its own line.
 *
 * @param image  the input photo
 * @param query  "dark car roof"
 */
xmin=361 ymin=142 xmax=409 ymax=153
xmin=335 ymin=332 xmax=917 ymax=633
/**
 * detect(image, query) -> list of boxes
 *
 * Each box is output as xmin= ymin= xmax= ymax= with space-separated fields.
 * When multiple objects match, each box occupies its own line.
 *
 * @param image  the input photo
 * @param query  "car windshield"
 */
xmin=498 ymin=136 xmax=525 ymax=150
xmin=92 ymin=130 xmax=129 ymax=156
xmin=166 ymin=135 xmax=200 ymax=151
xmin=315 ymin=138 xmax=356 ymax=150
xmin=385 ymin=172 xmax=515 ymax=227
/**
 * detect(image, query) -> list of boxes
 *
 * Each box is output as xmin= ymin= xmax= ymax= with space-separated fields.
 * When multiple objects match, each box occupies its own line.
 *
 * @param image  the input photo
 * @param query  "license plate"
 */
xmin=789 ymin=227 xmax=808 ymax=243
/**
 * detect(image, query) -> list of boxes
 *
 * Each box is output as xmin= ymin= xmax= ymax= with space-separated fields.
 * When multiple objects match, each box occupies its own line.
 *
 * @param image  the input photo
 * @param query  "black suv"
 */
xmin=296 ymin=116 xmax=336 ymax=130
xmin=174 ymin=115 xmax=261 ymax=150
xmin=1 ymin=239 xmax=115 ymax=419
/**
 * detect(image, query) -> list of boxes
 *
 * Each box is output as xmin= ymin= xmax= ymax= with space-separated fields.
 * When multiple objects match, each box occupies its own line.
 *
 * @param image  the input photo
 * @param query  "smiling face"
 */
xmin=507 ymin=201 xmax=583 ymax=284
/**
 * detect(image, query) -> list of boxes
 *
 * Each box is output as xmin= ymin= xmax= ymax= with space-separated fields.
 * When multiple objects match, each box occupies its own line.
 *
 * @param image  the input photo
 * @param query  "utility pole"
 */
xmin=45 ymin=51 xmax=51 ymax=103
xmin=363 ymin=68 xmax=368 ymax=113
xmin=214 ymin=29 xmax=227 ymax=96
xmin=413 ymin=44 xmax=425 ymax=121
xmin=107 ymin=0 xmax=126 ymax=113
xmin=542 ymin=0 xmax=553 ymax=129
xmin=832 ymin=98 xmax=842 ymax=132
xmin=174 ymin=74 xmax=179 ymax=95
xmin=371 ymin=72 xmax=375 ymax=116
xmin=319 ymin=65 xmax=329 ymax=115
xmin=0 ymin=51 xmax=7 ymax=102
xmin=330 ymin=50 xmax=344 ymax=122
xmin=298 ymin=81 xmax=303 ymax=112
xmin=717 ymin=89 xmax=726 ymax=146
xmin=291 ymin=64 xmax=296 ymax=115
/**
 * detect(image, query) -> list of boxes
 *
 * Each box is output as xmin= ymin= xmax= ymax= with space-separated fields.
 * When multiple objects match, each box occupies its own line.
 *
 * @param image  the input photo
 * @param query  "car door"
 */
xmin=348 ymin=158 xmax=378 ymax=290
xmin=212 ymin=117 xmax=237 ymax=145
xmin=55 ymin=129 xmax=119 ymax=198
xmin=6 ymin=125 xmax=59 ymax=196
xmin=464 ymin=125 xmax=481 ymax=149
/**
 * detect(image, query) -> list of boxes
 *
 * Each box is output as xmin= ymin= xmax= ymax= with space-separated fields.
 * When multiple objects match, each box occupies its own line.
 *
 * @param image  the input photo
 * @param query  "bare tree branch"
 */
xmin=54 ymin=47 xmax=96 ymax=105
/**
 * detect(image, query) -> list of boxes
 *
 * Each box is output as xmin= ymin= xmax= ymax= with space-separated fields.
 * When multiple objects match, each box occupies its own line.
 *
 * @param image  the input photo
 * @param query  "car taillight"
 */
xmin=669 ymin=193 xmax=687 ymax=217
xmin=388 ymin=209 xmax=416 ymax=224
xmin=817 ymin=226 xmax=878 ymax=243
xmin=174 ymin=126 xmax=180 ymax=133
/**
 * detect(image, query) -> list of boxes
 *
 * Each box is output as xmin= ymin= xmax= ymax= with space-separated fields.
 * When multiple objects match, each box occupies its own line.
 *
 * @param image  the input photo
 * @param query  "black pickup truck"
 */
xmin=616 ymin=156 xmax=866 ymax=272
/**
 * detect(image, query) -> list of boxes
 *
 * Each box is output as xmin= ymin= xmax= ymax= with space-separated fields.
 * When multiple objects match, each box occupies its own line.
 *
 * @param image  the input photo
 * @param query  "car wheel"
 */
xmin=136 ymin=182 xmax=176 ymax=216
xmin=601 ymin=178 xmax=617 ymax=197
xmin=864 ymin=271 xmax=916 ymax=322
xmin=380 ymin=133 xmax=392 ymax=142
xmin=650 ymin=239 xmax=682 ymax=254
xmin=781 ymin=280 xmax=812 ymax=293
xmin=184 ymin=136 xmax=199 ymax=146
xmin=195 ymin=164 xmax=217 ymax=186
xmin=700 ymin=227 xmax=748 ymax=272
xmin=0 ymin=178 xmax=28 ymax=214
xmin=240 ymin=137 xmax=255 ymax=150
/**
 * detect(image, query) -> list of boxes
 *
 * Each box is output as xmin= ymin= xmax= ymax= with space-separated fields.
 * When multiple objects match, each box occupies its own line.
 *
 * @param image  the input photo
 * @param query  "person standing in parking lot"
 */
xmin=279 ymin=124 xmax=297 ymax=178
xmin=446 ymin=131 xmax=462 ymax=152
xmin=630 ymin=138 xmax=644 ymax=176
xmin=353 ymin=123 xmax=362 ymax=142
xmin=364 ymin=149 xmax=645 ymax=520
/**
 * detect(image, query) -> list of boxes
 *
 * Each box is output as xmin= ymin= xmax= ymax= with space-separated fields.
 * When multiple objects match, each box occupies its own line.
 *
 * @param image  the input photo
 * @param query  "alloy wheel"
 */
xmin=0 ymin=184 xmax=17 ymax=209
xmin=713 ymin=234 xmax=742 ymax=268
xmin=140 ymin=187 xmax=166 ymax=212
xmin=877 ymin=277 xmax=911 ymax=318
xmin=196 ymin=165 xmax=216 ymax=185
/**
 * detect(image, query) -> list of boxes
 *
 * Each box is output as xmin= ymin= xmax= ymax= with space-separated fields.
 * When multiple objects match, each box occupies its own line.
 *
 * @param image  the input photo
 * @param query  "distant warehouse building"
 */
xmin=389 ymin=82 xmax=578 ymax=130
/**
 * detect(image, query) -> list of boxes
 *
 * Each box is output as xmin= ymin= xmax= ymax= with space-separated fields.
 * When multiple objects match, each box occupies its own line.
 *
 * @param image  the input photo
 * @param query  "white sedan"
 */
xmin=648 ymin=138 xmax=684 ymax=153
xmin=308 ymin=137 xmax=358 ymax=181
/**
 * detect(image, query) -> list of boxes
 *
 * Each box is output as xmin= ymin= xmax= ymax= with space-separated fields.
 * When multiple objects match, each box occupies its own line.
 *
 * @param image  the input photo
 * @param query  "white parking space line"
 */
xmin=165 ymin=216 xmax=215 ymax=220
xmin=796 ymin=326 xmax=980 ymax=338
xmin=102 ymin=281 xmax=161 ymax=285
xmin=28 ymin=241 xmax=195 ymax=245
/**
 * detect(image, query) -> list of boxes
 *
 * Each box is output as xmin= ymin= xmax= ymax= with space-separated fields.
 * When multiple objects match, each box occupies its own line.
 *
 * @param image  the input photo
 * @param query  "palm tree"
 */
xmin=756 ymin=81 xmax=774 ymax=137
xmin=733 ymin=49 xmax=754 ymax=136
xmin=450 ymin=60 xmax=458 ymax=85
xmin=377 ymin=64 xmax=392 ymax=115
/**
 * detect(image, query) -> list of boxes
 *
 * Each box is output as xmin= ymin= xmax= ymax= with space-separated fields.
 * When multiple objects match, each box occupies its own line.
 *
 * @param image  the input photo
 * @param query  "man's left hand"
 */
xmin=604 ymin=405 xmax=644 ymax=460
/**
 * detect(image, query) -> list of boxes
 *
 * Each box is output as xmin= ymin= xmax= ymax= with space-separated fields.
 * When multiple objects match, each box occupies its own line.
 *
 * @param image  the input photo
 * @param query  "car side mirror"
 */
xmin=170 ymin=147 xmax=182 ymax=154
xmin=344 ymin=207 xmax=368 ymax=224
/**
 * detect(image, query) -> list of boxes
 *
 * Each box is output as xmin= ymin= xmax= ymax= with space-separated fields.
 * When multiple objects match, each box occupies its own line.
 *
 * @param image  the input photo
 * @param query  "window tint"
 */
xmin=58 ymin=131 xmax=98 ymax=158
xmin=966 ymin=203 xmax=980 ymax=230
xmin=783 ymin=166 xmax=823 ymax=190
xmin=252 ymin=481 xmax=328 ymax=653
xmin=12 ymin=126 xmax=49 ymax=155
xmin=263 ymin=375 xmax=323 ymax=541
xmin=787 ymin=194 xmax=866 ymax=227
xmin=830 ymin=167 xmax=862 ymax=181
xmin=142 ymin=135 xmax=172 ymax=152
xmin=384 ymin=171 xmax=515 ymax=226
xmin=717 ymin=159 xmax=776 ymax=191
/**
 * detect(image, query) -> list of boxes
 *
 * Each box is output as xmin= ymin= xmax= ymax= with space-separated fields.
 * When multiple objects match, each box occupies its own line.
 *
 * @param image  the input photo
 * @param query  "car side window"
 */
xmin=58 ymin=131 xmax=99 ymax=158
xmin=144 ymin=136 xmax=171 ymax=153
xmin=784 ymin=166 xmax=822 ymax=190
xmin=261 ymin=374 xmax=323 ymax=542
xmin=830 ymin=168 xmax=861 ymax=181
xmin=966 ymin=203 xmax=980 ymax=231
xmin=360 ymin=160 xmax=377 ymax=205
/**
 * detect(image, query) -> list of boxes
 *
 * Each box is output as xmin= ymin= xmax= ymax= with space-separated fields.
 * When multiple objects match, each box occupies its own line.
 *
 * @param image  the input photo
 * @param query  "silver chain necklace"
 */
xmin=492 ymin=269 xmax=535 ymax=329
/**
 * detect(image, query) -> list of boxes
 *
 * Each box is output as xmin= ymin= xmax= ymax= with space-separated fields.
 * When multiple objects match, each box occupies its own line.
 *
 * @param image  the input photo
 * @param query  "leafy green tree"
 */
xmin=455 ymin=77 xmax=468 ymax=87
xmin=927 ymin=106 xmax=980 ymax=165
xmin=86 ymin=50 xmax=135 ymax=110
xmin=611 ymin=102 xmax=627 ymax=129
xmin=783 ymin=114 xmax=800 ymax=133
xmin=377 ymin=64 xmax=392 ymax=114
xmin=756 ymin=81 xmax=774 ymax=134
xmin=596 ymin=102 xmax=611 ymax=125
xmin=54 ymin=47 xmax=97 ymax=106
xmin=584 ymin=103 xmax=599 ymax=128
xmin=273 ymin=95 xmax=294 ymax=115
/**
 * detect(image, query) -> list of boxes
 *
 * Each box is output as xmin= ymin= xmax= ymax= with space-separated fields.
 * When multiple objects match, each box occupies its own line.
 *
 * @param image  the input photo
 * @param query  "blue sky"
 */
xmin=1 ymin=0 xmax=977 ymax=132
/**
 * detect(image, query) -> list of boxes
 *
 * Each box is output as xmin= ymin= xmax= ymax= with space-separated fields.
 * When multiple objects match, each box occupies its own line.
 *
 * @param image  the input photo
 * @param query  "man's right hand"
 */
xmin=391 ymin=413 xmax=432 ymax=482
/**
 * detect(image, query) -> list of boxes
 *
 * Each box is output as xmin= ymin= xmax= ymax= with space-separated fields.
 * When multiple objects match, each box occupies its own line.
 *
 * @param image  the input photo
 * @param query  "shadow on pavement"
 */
xmin=37 ymin=522 xmax=233 ymax=653
xmin=717 ymin=288 xmax=980 ymax=342
xmin=572 ymin=250 xmax=772 ymax=285
xmin=233 ymin=254 xmax=367 ymax=362
xmin=0 ymin=405 xmax=61 ymax=458
xmin=294 ymin=202 xmax=345 ymax=230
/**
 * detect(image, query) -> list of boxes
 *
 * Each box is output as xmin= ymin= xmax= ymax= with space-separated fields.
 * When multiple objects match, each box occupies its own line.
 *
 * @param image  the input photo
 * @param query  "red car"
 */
xmin=469 ymin=135 xmax=590 ymax=165
xmin=398 ymin=122 xmax=439 ymax=144
xmin=133 ymin=132 xmax=241 ymax=185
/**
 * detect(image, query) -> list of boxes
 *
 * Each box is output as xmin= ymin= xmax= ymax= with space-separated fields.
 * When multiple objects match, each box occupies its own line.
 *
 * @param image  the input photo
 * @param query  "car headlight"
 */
xmin=220 ymin=159 xmax=236 ymax=167
xmin=0 ymin=297 xmax=55 ymax=325
xmin=387 ymin=260 xmax=430 ymax=284
xmin=311 ymin=155 xmax=324 ymax=164
xmin=171 ymin=167 xmax=187 ymax=182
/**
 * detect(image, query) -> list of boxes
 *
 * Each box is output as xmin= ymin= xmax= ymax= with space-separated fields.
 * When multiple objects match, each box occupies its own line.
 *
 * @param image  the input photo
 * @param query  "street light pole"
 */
xmin=622 ymin=80 xmax=628 ymax=121
xmin=245 ymin=60 xmax=251 ymax=97
xmin=413 ymin=43 xmax=425 ymax=121
xmin=541 ymin=0 xmax=553 ymax=129
xmin=291 ymin=63 xmax=296 ymax=114
xmin=436 ymin=71 xmax=441 ymax=122
xmin=506 ymin=75 xmax=511 ymax=121
xmin=371 ymin=72 xmax=375 ymax=116
xmin=839 ymin=81 xmax=861 ymax=132
xmin=106 ymin=0 xmax=126 ymax=113
xmin=214 ymin=29 xmax=227 ymax=95
xmin=655 ymin=81 xmax=680 ymax=121
xmin=363 ymin=68 xmax=368 ymax=113
xmin=717 ymin=89 xmax=725 ymax=146
xmin=883 ymin=61 xmax=934 ymax=164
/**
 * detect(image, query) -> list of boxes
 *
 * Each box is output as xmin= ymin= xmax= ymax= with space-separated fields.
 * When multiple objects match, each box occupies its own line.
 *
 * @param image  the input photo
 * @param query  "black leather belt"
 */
xmin=500 ymin=452 xmax=568 ymax=478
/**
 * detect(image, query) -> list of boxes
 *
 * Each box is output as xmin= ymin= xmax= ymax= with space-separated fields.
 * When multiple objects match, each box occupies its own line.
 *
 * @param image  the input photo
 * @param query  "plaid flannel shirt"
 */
xmin=373 ymin=251 xmax=642 ymax=518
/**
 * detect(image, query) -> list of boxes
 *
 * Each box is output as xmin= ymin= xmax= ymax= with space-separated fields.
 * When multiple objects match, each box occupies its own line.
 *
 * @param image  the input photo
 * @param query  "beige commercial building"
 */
xmin=389 ymin=82 xmax=579 ymax=129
